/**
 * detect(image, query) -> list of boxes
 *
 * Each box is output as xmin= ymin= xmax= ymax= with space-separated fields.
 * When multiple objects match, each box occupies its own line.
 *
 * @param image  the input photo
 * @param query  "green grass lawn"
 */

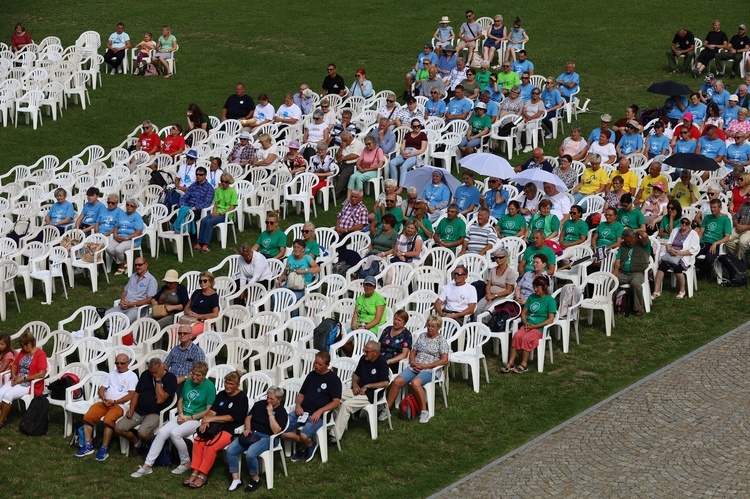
xmin=2 ymin=2 xmax=750 ymax=497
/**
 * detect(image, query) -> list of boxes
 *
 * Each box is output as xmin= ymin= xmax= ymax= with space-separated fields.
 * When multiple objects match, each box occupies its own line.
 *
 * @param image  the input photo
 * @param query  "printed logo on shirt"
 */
xmin=529 ymin=302 xmax=541 ymax=314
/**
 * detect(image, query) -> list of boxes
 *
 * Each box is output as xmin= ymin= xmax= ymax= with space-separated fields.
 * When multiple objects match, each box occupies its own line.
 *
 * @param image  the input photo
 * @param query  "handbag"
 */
xmin=82 ymin=241 xmax=104 ymax=263
xmin=237 ymin=431 xmax=261 ymax=448
xmin=179 ymin=315 xmax=199 ymax=325
xmin=660 ymin=254 xmax=682 ymax=267
xmin=196 ymin=421 xmax=224 ymax=441
xmin=286 ymin=270 xmax=306 ymax=290
xmin=60 ymin=234 xmax=82 ymax=250
xmin=152 ymin=304 xmax=169 ymax=320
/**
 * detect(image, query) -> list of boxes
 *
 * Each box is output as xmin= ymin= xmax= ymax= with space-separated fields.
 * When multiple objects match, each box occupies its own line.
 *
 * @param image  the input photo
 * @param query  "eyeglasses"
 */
xmin=494 ymin=256 xmax=506 ymax=260
xmin=386 ymin=99 xmax=394 ymax=103
xmin=107 ymin=201 xmax=117 ymax=205
xmin=385 ymin=200 xmax=396 ymax=204
xmin=266 ymin=220 xmax=276 ymax=224
xmin=532 ymin=92 xmax=540 ymax=95
xmin=412 ymin=124 xmax=422 ymax=128
xmin=321 ymin=105 xmax=329 ymax=109
xmin=199 ymin=279 xmax=210 ymax=283
xmin=327 ymin=67 xmax=335 ymax=71
xmin=114 ymin=361 xmax=128 ymax=366
xmin=680 ymin=131 xmax=689 ymax=135
xmin=452 ymin=272 xmax=466 ymax=276
xmin=431 ymin=91 xmax=439 ymax=94
xmin=301 ymin=229 xmax=311 ymax=234
xmin=355 ymin=73 xmax=363 ymax=77
xmin=134 ymin=263 xmax=145 ymax=267
xmin=142 ymin=126 xmax=151 ymax=130
xmin=708 ymin=192 xmax=718 ymax=196
xmin=668 ymin=207 xmax=677 ymax=211
xmin=522 ymin=77 xmax=530 ymax=80
xmin=178 ymin=332 xmax=191 ymax=335
xmin=681 ymin=221 xmax=691 ymax=225
xmin=502 ymin=65 xmax=510 ymax=68
xmin=196 ymin=172 xmax=206 ymax=176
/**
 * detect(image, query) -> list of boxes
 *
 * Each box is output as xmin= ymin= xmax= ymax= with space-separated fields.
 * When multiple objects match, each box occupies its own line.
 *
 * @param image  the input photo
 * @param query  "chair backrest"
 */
xmin=399 ymin=290 xmax=439 ymax=318
xmin=498 ymin=236 xmax=527 ymax=271
xmin=179 ymin=271 xmax=202 ymax=296
xmin=410 ymin=265 xmax=445 ymax=293
xmin=330 ymin=357 xmax=357 ymax=388
xmin=421 ymin=246 xmax=456 ymax=271
xmin=207 ymin=364 xmax=236 ymax=392
xmin=378 ymin=284 xmax=408 ymax=311
xmin=11 ymin=320 xmax=50 ymax=343
xmin=278 ymin=379 xmax=303 ymax=413
xmin=246 ymin=311 xmax=283 ymax=343
xmin=240 ymin=371 xmax=273 ymax=404
xmin=583 ymin=271 xmax=618 ymax=299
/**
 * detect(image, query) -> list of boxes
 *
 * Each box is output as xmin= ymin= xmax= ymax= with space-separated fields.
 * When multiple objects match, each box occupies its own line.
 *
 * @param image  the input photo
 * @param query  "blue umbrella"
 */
xmin=403 ymin=165 xmax=461 ymax=196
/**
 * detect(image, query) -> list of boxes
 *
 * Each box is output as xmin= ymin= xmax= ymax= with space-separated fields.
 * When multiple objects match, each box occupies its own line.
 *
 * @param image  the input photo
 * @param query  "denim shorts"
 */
xmin=398 ymin=367 xmax=433 ymax=385
xmin=287 ymin=410 xmax=324 ymax=437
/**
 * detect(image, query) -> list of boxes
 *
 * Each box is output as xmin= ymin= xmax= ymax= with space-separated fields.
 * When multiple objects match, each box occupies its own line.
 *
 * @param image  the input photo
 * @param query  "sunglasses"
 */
xmin=386 ymin=99 xmax=394 ymax=103
xmin=502 ymin=65 xmax=510 ymax=68
xmin=681 ymin=221 xmax=691 ymax=225
xmin=494 ymin=256 xmax=506 ymax=260
xmin=107 ymin=201 xmax=117 ymax=205
xmin=134 ymin=263 xmax=145 ymax=267
xmin=452 ymin=272 xmax=466 ymax=276
xmin=321 ymin=105 xmax=329 ymax=109
xmin=522 ymin=77 xmax=530 ymax=80
xmin=196 ymin=172 xmax=206 ymax=176
xmin=178 ymin=332 xmax=191 ymax=335
xmin=385 ymin=200 xmax=396 ymax=204
xmin=199 ymin=279 xmax=210 ymax=283
xmin=412 ymin=124 xmax=422 ymax=128
xmin=301 ymin=229 xmax=311 ymax=234
xmin=266 ymin=220 xmax=276 ymax=224
xmin=327 ymin=67 xmax=335 ymax=71
xmin=431 ymin=91 xmax=439 ymax=94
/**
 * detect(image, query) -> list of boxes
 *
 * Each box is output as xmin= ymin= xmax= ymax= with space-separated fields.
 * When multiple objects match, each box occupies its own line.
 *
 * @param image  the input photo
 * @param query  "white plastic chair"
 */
xmin=580 ymin=271 xmax=618 ymax=337
xmin=282 ymin=172 xmax=318 ymax=222
xmin=14 ymin=89 xmax=44 ymax=129
xmin=29 ymin=245 xmax=68 ymax=304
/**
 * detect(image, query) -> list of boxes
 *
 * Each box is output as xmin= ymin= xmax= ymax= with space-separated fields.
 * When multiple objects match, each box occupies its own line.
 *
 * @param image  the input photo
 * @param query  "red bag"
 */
xmin=545 ymin=239 xmax=563 ymax=256
xmin=399 ymin=394 xmax=419 ymax=421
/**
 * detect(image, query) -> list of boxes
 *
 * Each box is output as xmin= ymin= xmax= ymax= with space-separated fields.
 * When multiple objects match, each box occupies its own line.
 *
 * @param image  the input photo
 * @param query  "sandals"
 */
xmin=189 ymin=474 xmax=207 ymax=489
xmin=651 ymin=291 xmax=661 ymax=300
xmin=164 ymin=73 xmax=173 ymax=79
xmin=183 ymin=473 xmax=198 ymax=487
xmin=512 ymin=364 xmax=528 ymax=374
xmin=193 ymin=243 xmax=201 ymax=251
xmin=201 ymin=245 xmax=211 ymax=253
xmin=114 ymin=265 xmax=127 ymax=275
xmin=676 ymin=291 xmax=686 ymax=299
xmin=500 ymin=364 xmax=513 ymax=374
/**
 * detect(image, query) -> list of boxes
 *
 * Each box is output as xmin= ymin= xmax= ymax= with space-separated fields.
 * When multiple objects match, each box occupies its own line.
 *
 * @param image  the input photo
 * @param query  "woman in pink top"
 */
xmin=0 ymin=334 xmax=14 ymax=373
xmin=557 ymin=125 xmax=588 ymax=161
xmin=347 ymin=134 xmax=384 ymax=200
xmin=0 ymin=332 xmax=47 ymax=430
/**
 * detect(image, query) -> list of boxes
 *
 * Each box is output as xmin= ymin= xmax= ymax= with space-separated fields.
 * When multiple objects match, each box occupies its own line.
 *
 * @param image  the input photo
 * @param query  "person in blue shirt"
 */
xmin=616 ymin=121 xmax=644 ymax=157
xmin=685 ymin=92 xmax=707 ymax=125
xmin=511 ymin=50 xmax=534 ymax=77
xmin=75 ymin=187 xmax=105 ymax=235
xmin=422 ymin=170 xmax=451 ymax=220
xmin=97 ymin=194 xmax=124 ymax=237
xmin=44 ymin=188 xmax=76 ymax=235
xmin=517 ymin=72 xmax=535 ymax=101
xmin=587 ymin=114 xmax=616 ymax=145
xmin=424 ymin=88 xmax=447 ymax=119
xmin=696 ymin=125 xmax=727 ymax=163
xmin=645 ymin=121 xmax=671 ymax=158
xmin=673 ymin=126 xmax=698 ymax=153
xmin=723 ymin=94 xmax=740 ymax=125
xmin=711 ymin=80 xmax=731 ymax=112
xmin=436 ymin=45 xmax=457 ymax=78
xmin=699 ymin=73 xmax=716 ymax=103
xmin=557 ymin=61 xmax=580 ymax=100
xmin=452 ymin=171 xmax=481 ymax=216
xmin=106 ymin=198 xmax=145 ymax=275
xmin=475 ymin=91 xmax=499 ymax=122
xmin=726 ymin=132 xmax=750 ymax=170
xmin=481 ymin=178 xmax=509 ymax=219
xmin=444 ymin=85 xmax=473 ymax=122
xmin=663 ymin=95 xmax=687 ymax=125
xmin=404 ymin=43 xmax=438 ymax=99
xmin=540 ymin=77 xmax=564 ymax=138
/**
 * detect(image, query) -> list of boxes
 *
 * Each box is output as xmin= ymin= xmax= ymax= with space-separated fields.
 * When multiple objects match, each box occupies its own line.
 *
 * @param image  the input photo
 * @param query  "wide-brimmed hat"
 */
xmin=162 ymin=269 xmax=179 ymax=282
xmin=440 ymin=16 xmax=450 ymax=23
xmin=288 ymin=139 xmax=301 ymax=149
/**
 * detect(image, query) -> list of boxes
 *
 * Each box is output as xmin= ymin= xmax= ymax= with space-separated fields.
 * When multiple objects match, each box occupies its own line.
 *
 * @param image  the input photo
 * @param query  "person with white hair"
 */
xmin=106 ymin=199 xmax=146 ymax=275
xmin=293 ymin=84 xmax=314 ymax=115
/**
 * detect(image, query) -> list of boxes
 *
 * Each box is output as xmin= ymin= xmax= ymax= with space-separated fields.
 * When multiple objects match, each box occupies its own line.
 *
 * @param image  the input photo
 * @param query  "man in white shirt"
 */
xmin=542 ymin=182 xmax=571 ymax=225
xmin=237 ymin=243 xmax=274 ymax=291
xmin=434 ymin=264 xmax=477 ymax=321
xmin=175 ymin=149 xmax=199 ymax=192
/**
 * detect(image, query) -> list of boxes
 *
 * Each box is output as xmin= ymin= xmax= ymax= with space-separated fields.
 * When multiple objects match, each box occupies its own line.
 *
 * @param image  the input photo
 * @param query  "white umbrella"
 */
xmin=510 ymin=168 xmax=568 ymax=192
xmin=403 ymin=165 xmax=461 ymax=195
xmin=459 ymin=152 xmax=515 ymax=179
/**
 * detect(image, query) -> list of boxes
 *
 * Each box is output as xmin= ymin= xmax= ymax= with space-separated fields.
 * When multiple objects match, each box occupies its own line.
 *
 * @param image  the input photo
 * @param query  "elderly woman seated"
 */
xmin=0 ymin=332 xmax=47 ymax=430
xmin=383 ymin=314 xmax=450 ymax=424
xmin=652 ymin=216 xmax=700 ymax=300
xmin=422 ymin=170 xmax=451 ymax=222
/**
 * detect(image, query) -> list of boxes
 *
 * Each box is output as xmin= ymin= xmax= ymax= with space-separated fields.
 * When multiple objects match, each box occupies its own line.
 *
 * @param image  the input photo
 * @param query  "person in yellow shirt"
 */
xmin=606 ymin=158 xmax=639 ymax=196
xmin=635 ymin=157 xmax=670 ymax=204
xmin=669 ymin=169 xmax=700 ymax=207
xmin=573 ymin=153 xmax=608 ymax=203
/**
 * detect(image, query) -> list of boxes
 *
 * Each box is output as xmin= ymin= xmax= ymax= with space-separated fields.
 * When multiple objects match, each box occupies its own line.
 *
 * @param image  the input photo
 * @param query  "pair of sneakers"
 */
xmin=290 ymin=442 xmax=318 ymax=463
xmin=75 ymin=443 xmax=108 ymax=461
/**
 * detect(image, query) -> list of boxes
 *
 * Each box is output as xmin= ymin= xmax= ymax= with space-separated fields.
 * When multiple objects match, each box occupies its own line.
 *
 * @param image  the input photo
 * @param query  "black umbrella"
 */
xmin=664 ymin=153 xmax=719 ymax=171
xmin=646 ymin=81 xmax=694 ymax=96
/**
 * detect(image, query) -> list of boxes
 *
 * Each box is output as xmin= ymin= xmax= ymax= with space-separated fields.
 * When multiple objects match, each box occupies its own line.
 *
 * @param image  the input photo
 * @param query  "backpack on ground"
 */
xmin=69 ymin=420 xmax=86 ymax=448
xmin=144 ymin=63 xmax=159 ymax=77
xmin=487 ymin=301 xmax=522 ymax=332
xmin=399 ymin=394 xmax=419 ymax=421
xmin=313 ymin=318 xmax=341 ymax=352
xmin=19 ymin=395 xmax=50 ymax=436
xmin=718 ymin=253 xmax=749 ymax=287
xmin=614 ymin=289 xmax=630 ymax=316
xmin=48 ymin=372 xmax=81 ymax=401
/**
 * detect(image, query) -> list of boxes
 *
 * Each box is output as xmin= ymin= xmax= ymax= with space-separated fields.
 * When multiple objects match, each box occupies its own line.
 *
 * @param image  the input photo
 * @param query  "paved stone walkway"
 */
xmin=433 ymin=323 xmax=750 ymax=498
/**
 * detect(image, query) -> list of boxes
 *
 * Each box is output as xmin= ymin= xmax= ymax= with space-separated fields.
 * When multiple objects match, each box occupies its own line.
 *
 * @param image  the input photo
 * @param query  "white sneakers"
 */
xmin=419 ymin=411 xmax=430 ymax=423
xmin=130 ymin=466 xmax=153 ymax=478
xmin=377 ymin=406 xmax=389 ymax=421
xmin=110 ymin=69 xmax=116 ymax=75
xmin=522 ymin=146 xmax=533 ymax=153
xmin=171 ymin=463 xmax=190 ymax=474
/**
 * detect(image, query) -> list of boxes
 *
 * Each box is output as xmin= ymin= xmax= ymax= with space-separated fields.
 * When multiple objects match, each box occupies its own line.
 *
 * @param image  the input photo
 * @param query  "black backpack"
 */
xmin=488 ymin=301 xmax=522 ymax=332
xmin=718 ymin=254 xmax=749 ymax=287
xmin=313 ymin=318 xmax=341 ymax=352
xmin=19 ymin=395 xmax=50 ymax=436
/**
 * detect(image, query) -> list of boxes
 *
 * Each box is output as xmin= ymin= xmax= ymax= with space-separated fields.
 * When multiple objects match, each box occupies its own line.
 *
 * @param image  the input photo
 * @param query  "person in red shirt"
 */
xmin=162 ymin=123 xmax=186 ymax=158
xmin=11 ymin=23 xmax=32 ymax=52
xmin=137 ymin=120 xmax=162 ymax=156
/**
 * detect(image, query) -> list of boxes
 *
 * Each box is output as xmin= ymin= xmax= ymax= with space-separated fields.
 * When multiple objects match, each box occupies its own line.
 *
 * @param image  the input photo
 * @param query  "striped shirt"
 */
xmin=465 ymin=222 xmax=498 ymax=254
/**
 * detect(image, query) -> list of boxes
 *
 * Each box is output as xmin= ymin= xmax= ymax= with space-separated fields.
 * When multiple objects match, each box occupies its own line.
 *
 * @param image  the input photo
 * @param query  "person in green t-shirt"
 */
xmin=559 ymin=205 xmax=589 ymax=248
xmin=526 ymin=199 xmax=560 ymax=242
xmin=197 ymin=174 xmax=238 ymax=253
xmin=520 ymin=230 xmax=557 ymax=274
xmin=497 ymin=200 xmax=527 ymax=238
xmin=616 ymin=193 xmax=646 ymax=231
xmin=302 ymin=221 xmax=321 ymax=258
xmin=409 ymin=202 xmax=434 ymax=241
xmin=501 ymin=274 xmax=556 ymax=374
xmin=458 ymin=103 xmax=492 ymax=156
xmin=253 ymin=211 xmax=288 ymax=259
xmin=613 ymin=228 xmax=651 ymax=316
xmin=433 ymin=204 xmax=466 ymax=251
xmin=697 ymin=198 xmax=732 ymax=277
xmin=592 ymin=207 xmax=624 ymax=249
xmin=352 ymin=277 xmax=387 ymax=334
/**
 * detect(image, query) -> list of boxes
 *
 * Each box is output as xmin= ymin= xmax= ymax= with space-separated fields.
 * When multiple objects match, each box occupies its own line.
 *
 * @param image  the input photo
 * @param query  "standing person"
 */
xmin=104 ymin=22 xmax=130 ymax=75
xmin=154 ymin=25 xmax=177 ymax=78
xmin=282 ymin=352 xmax=342 ymax=462
xmin=75 ymin=354 xmax=137 ymax=461
xmin=322 ymin=63 xmax=346 ymax=96
xmin=130 ymin=361 xmax=214 ymax=479
xmin=697 ymin=199 xmax=732 ymax=279
xmin=666 ymin=28 xmax=696 ymax=74
xmin=613 ymin=228 xmax=651 ymax=316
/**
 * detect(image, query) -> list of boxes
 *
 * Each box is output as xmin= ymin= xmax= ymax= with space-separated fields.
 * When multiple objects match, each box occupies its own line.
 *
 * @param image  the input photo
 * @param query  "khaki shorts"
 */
xmin=114 ymin=412 xmax=161 ymax=436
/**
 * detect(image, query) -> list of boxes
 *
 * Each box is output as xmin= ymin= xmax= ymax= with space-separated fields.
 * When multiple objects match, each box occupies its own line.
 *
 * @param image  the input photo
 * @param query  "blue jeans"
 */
xmin=572 ymin=192 xmax=587 ymax=205
xmin=197 ymin=214 xmax=226 ymax=245
xmin=287 ymin=409 xmax=324 ymax=438
xmin=459 ymin=137 xmax=481 ymax=148
xmin=389 ymin=155 xmax=418 ymax=186
xmin=225 ymin=432 xmax=272 ymax=476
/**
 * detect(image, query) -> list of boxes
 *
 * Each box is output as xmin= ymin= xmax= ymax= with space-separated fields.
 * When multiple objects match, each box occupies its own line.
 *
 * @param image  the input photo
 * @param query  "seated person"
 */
xmin=591 ymin=207 xmax=624 ymax=249
xmin=75 ymin=187 xmax=104 ymax=235
xmin=453 ymin=171 xmax=480 ymax=216
xmin=182 ymin=271 xmax=220 ymax=338
xmin=273 ymin=93 xmax=302 ymax=126
xmin=606 ymin=158 xmax=638 ymax=196
xmin=457 ymin=102 xmax=491 ymax=156
xmin=497 ymin=200 xmax=527 ymax=239
xmin=149 ymin=269 xmax=189 ymax=329
xmin=252 ymin=211 xmax=287 ymax=260
xmin=44 ymin=188 xmax=75 ymax=235
xmin=235 ymin=243 xmax=274 ymax=293
xmin=383 ymin=314 xmax=448 ymax=424
xmin=519 ymin=230 xmax=556 ymax=275
xmin=515 ymin=147 xmax=553 ymax=173
xmin=104 ymin=256 xmax=157 ymax=324
xmin=335 ymin=190 xmax=368 ymax=237
xmin=480 ymin=177 xmax=509 ymax=219
xmin=585 ymin=129 xmax=617 ymax=165
xmin=645 ymin=121 xmax=670 ymax=158
xmin=514 ymin=254 xmax=553 ymax=305
xmin=616 ymin=120 xmax=644 ymax=157
xmin=164 ymin=325 xmax=206 ymax=394
xmin=635 ymin=159 xmax=670 ymax=204
xmin=653 ymin=217 xmax=700 ymax=301
xmin=0 ymin=332 xmax=47 ymax=431
xmin=174 ymin=167 xmax=214 ymax=237
xmin=669 ymin=169 xmax=700 ymax=208
xmin=559 ymin=205 xmax=589 ymax=249
xmin=422 ymin=170 xmax=451 ymax=221
xmin=696 ymin=198 xmax=732 ymax=279
xmin=527 ymin=199 xmax=560 ymax=242
xmin=459 ymin=207 xmax=497 ymax=257
xmin=474 ymin=248 xmax=518 ymax=318
xmin=378 ymin=311 xmax=412 ymax=374
xmin=281 ymin=351 xmax=342 ymax=462
xmin=617 ymin=194 xmax=647 ymax=232
xmin=433 ymin=204 xmax=466 ymax=252
xmin=352 ymin=277 xmax=387 ymax=334
xmin=573 ymin=154 xmax=608 ymax=203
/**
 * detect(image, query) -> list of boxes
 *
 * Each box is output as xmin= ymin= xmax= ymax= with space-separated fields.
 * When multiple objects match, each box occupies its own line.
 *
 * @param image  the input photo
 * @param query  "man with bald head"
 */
xmin=76 ymin=353 xmax=138 ymax=461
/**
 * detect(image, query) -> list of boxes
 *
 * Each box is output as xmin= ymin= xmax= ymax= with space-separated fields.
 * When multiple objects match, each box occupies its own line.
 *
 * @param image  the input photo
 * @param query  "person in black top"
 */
xmin=716 ymin=25 xmax=750 ymax=78
xmin=322 ymin=63 xmax=346 ymax=96
xmin=222 ymin=82 xmax=255 ymax=121
xmin=226 ymin=387 xmax=289 ymax=492
xmin=330 ymin=341 xmax=390 ymax=443
xmin=114 ymin=358 xmax=178 ymax=451
xmin=666 ymin=28 xmax=695 ymax=74
xmin=282 ymin=351 xmax=342 ymax=463
xmin=695 ymin=20 xmax=729 ymax=77
xmin=184 ymin=370 xmax=248 ymax=489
